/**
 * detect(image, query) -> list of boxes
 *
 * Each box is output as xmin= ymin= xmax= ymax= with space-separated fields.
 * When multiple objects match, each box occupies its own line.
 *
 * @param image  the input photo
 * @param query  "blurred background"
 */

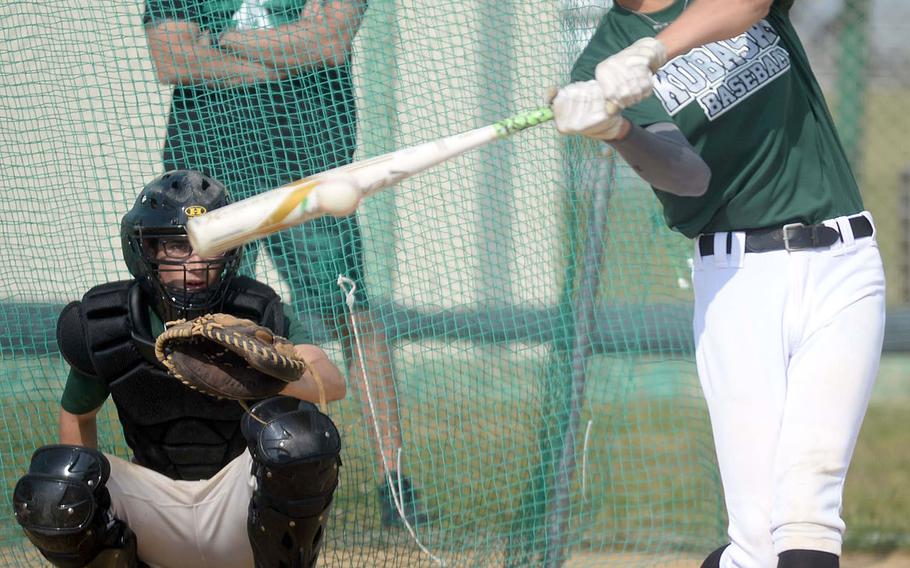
xmin=0 ymin=0 xmax=907 ymax=566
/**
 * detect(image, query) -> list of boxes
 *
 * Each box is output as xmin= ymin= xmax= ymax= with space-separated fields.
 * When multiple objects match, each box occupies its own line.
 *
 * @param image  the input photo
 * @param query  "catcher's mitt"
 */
xmin=155 ymin=313 xmax=310 ymax=401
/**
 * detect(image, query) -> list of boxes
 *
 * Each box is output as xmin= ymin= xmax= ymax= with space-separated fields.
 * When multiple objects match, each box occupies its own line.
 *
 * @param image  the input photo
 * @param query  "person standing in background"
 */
xmin=143 ymin=0 xmax=427 ymax=527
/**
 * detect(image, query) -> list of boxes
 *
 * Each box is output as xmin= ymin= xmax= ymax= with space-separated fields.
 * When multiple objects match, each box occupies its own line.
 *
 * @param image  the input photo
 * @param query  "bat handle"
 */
xmin=493 ymin=106 xmax=554 ymax=137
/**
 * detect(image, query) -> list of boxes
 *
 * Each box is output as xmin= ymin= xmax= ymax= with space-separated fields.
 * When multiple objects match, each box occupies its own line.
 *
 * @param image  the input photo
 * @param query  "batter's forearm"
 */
xmin=656 ymin=0 xmax=773 ymax=59
xmin=610 ymin=122 xmax=711 ymax=197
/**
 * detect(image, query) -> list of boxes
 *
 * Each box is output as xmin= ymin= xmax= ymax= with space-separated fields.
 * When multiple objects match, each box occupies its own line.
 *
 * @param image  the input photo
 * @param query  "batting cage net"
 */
xmin=1 ymin=1 xmax=908 ymax=566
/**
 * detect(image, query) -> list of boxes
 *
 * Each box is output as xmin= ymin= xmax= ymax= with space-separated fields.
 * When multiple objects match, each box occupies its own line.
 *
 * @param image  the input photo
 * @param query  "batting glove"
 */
xmin=594 ymin=37 xmax=668 ymax=108
xmin=550 ymin=81 xmax=626 ymax=141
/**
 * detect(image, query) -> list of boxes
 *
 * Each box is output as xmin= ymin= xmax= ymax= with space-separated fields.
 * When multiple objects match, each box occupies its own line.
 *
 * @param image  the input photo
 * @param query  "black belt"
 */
xmin=698 ymin=215 xmax=873 ymax=257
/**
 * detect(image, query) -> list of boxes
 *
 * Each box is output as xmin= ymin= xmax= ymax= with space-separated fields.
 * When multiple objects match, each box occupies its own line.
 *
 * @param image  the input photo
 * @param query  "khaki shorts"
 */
xmin=106 ymin=451 xmax=255 ymax=568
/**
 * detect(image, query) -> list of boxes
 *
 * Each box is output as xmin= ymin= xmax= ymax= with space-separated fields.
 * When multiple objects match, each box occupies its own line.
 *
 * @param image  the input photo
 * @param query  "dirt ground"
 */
xmin=564 ymin=552 xmax=910 ymax=568
xmin=5 ymin=545 xmax=910 ymax=566
xmin=841 ymin=552 xmax=910 ymax=568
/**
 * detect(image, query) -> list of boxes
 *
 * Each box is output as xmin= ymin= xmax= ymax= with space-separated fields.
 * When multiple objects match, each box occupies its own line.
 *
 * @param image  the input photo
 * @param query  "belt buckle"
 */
xmin=782 ymin=222 xmax=805 ymax=252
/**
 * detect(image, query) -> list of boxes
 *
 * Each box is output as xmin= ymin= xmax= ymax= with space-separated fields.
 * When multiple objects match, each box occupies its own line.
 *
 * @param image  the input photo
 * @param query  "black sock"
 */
xmin=778 ymin=549 xmax=839 ymax=568
xmin=700 ymin=544 xmax=730 ymax=568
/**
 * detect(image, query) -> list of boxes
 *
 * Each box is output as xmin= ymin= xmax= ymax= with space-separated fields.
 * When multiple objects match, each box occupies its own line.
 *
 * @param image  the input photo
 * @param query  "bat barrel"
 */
xmin=187 ymin=178 xmax=321 ymax=257
xmin=187 ymin=107 xmax=554 ymax=256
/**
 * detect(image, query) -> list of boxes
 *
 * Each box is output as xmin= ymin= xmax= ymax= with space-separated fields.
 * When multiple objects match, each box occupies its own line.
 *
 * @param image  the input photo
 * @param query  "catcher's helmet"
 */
xmin=121 ymin=170 xmax=242 ymax=321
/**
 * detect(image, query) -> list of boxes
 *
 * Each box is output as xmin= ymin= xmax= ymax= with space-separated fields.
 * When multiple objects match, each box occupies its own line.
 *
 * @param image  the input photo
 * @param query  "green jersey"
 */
xmin=571 ymin=0 xmax=863 ymax=237
xmin=143 ymin=0 xmax=357 ymax=198
xmin=60 ymin=304 xmax=312 ymax=415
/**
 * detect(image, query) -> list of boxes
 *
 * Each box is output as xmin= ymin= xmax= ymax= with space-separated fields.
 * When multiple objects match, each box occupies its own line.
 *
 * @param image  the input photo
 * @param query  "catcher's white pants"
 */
xmin=106 ymin=450 xmax=256 ymax=568
xmin=691 ymin=212 xmax=885 ymax=568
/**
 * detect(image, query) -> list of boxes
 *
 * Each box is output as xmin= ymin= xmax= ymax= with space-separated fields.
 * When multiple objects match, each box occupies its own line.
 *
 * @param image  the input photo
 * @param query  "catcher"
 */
xmin=11 ymin=170 xmax=346 ymax=568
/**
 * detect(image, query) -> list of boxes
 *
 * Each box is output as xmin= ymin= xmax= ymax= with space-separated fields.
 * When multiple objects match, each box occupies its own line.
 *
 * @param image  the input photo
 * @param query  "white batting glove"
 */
xmin=594 ymin=37 xmax=668 ymax=108
xmin=550 ymin=81 xmax=625 ymax=141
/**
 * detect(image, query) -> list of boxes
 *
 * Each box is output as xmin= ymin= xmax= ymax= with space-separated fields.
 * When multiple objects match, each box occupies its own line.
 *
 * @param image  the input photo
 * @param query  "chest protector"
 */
xmin=58 ymin=276 xmax=288 ymax=481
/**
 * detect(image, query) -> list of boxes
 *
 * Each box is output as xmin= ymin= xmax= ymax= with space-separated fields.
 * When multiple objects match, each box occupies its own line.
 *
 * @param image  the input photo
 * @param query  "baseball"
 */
xmin=313 ymin=175 xmax=361 ymax=217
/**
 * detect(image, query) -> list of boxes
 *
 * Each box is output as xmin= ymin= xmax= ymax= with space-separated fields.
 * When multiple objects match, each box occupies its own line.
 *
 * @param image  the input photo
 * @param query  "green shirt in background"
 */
xmin=143 ymin=0 xmax=357 ymax=198
xmin=571 ymin=0 xmax=863 ymax=238
xmin=60 ymin=304 xmax=311 ymax=415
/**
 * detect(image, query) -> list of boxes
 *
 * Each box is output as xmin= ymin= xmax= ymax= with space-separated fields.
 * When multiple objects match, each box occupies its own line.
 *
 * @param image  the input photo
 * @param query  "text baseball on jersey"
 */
xmin=651 ymin=20 xmax=791 ymax=120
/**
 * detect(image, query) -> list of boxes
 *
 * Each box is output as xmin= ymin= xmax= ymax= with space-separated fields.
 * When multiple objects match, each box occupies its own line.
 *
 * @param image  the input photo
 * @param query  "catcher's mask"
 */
xmin=121 ymin=170 xmax=242 ymax=322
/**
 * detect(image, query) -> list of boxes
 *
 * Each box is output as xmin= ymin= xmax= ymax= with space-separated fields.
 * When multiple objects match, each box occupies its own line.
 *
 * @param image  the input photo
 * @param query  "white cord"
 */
xmin=337 ymin=276 xmax=391 ymax=474
xmin=581 ymin=419 xmax=594 ymax=501
xmin=336 ymin=275 xmax=443 ymax=566
xmin=385 ymin=451 xmax=444 ymax=566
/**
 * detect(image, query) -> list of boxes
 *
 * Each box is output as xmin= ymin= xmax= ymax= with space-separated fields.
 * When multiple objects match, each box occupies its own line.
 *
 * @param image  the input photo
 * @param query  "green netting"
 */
xmin=1 ymin=1 xmax=907 ymax=567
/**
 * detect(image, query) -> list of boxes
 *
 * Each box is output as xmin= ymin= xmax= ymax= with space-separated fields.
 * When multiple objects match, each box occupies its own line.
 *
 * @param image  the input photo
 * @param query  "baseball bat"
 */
xmin=186 ymin=106 xmax=554 ymax=257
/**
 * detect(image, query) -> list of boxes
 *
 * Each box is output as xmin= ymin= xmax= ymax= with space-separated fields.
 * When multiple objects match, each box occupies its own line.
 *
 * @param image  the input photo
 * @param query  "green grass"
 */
xmin=844 ymin=404 xmax=910 ymax=550
xmin=842 ymin=354 xmax=910 ymax=550
xmin=844 ymin=87 xmax=910 ymax=306
xmin=0 ymin=351 xmax=907 ymax=564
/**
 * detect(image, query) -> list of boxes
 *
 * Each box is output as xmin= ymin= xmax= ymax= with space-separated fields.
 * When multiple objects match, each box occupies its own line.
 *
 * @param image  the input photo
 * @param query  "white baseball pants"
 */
xmin=691 ymin=212 xmax=885 ymax=568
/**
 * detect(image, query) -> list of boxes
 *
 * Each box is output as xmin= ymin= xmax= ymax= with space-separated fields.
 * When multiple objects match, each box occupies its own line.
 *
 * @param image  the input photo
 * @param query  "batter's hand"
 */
xmin=550 ymin=81 xmax=626 ymax=140
xmin=594 ymin=37 xmax=667 ymax=108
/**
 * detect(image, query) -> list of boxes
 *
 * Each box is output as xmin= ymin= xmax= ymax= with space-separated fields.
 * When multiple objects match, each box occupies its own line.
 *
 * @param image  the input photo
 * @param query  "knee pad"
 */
xmin=242 ymin=397 xmax=342 ymax=568
xmin=12 ymin=445 xmax=137 ymax=568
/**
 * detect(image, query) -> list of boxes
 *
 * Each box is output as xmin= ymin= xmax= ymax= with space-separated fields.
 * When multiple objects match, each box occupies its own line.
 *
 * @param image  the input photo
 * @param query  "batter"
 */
xmin=550 ymin=0 xmax=886 ymax=566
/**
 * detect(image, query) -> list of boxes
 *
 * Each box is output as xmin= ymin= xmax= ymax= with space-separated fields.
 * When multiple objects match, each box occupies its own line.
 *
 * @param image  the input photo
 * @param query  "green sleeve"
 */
xmin=570 ymin=22 xmax=614 ymax=83
xmin=143 ymin=0 xmax=242 ymax=28
xmin=60 ymin=368 xmax=110 ymax=415
xmin=283 ymin=304 xmax=312 ymax=344
xmin=774 ymin=0 xmax=795 ymax=13
xmin=143 ymin=0 xmax=192 ymax=24
xmin=262 ymin=0 xmax=311 ymax=27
